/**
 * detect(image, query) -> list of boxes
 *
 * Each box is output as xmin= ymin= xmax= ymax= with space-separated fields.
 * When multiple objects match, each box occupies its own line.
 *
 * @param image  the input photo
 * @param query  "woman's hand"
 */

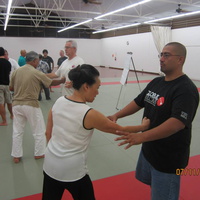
xmin=141 ymin=117 xmax=150 ymax=131
xmin=107 ymin=114 xmax=118 ymax=123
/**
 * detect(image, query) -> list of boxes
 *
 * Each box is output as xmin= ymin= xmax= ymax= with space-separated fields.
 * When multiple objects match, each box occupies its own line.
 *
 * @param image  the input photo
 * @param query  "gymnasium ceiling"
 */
xmin=0 ymin=0 xmax=200 ymax=37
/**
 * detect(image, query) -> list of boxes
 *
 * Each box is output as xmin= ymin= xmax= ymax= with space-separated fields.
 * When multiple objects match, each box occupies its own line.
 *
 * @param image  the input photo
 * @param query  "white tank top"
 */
xmin=43 ymin=96 xmax=94 ymax=181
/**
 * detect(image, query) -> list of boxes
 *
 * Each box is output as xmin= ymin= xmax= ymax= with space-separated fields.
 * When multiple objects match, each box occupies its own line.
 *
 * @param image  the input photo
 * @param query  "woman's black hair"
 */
xmin=68 ymin=64 xmax=100 ymax=90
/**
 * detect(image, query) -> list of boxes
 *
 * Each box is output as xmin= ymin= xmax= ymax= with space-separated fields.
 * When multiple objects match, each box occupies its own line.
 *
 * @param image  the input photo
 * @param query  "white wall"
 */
xmin=100 ymin=26 xmax=200 ymax=80
xmin=172 ymin=26 xmax=200 ymax=80
xmin=0 ymin=25 xmax=200 ymax=80
xmin=100 ymin=32 xmax=159 ymax=73
xmin=0 ymin=37 xmax=101 ymax=67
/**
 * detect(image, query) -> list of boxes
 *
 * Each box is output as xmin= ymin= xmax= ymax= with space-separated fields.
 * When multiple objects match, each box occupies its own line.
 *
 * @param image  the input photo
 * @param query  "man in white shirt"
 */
xmin=4 ymin=50 xmax=20 ymax=79
xmin=47 ymin=40 xmax=84 ymax=96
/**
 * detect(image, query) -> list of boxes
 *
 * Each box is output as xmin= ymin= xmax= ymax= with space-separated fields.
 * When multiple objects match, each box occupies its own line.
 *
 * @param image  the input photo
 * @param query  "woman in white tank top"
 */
xmin=42 ymin=64 xmax=150 ymax=200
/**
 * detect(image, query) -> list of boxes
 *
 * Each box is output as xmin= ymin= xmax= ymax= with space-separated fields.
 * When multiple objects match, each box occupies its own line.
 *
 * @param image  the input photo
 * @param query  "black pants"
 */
xmin=42 ymin=172 xmax=96 ymax=200
xmin=38 ymin=85 xmax=50 ymax=100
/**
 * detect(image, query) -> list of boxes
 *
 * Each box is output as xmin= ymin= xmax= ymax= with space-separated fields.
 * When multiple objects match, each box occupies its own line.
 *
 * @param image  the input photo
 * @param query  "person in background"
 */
xmin=57 ymin=50 xmax=67 ymax=69
xmin=42 ymin=49 xmax=54 ymax=92
xmin=10 ymin=51 xmax=66 ymax=163
xmin=0 ymin=47 xmax=12 ymax=126
xmin=47 ymin=40 xmax=84 ymax=96
xmin=4 ymin=50 xmax=20 ymax=79
xmin=3 ymin=49 xmax=18 ymax=119
xmin=56 ymin=50 xmax=68 ymax=93
xmin=42 ymin=49 xmax=54 ymax=73
xmin=18 ymin=49 xmax=26 ymax=67
xmin=108 ymin=42 xmax=199 ymax=200
xmin=37 ymin=54 xmax=51 ymax=101
xmin=42 ymin=64 xmax=150 ymax=200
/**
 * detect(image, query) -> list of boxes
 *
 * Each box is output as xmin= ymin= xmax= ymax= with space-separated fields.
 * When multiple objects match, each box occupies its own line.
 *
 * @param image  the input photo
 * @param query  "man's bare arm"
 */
xmin=50 ymin=77 xmax=66 ymax=86
xmin=46 ymin=72 xmax=58 ymax=79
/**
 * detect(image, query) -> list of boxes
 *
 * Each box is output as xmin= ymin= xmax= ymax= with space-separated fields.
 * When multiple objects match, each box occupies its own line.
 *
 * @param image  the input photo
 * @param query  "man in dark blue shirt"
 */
xmin=0 ymin=47 xmax=12 ymax=125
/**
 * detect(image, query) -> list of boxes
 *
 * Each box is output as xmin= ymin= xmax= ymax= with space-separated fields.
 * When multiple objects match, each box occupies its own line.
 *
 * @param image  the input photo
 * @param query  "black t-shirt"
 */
xmin=0 ymin=58 xmax=11 ymax=85
xmin=57 ymin=56 xmax=67 ymax=67
xmin=135 ymin=75 xmax=199 ymax=173
xmin=42 ymin=56 xmax=54 ymax=72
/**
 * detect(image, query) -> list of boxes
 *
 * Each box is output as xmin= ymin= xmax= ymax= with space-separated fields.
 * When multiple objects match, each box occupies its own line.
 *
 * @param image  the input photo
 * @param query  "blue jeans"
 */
xmin=136 ymin=151 xmax=180 ymax=200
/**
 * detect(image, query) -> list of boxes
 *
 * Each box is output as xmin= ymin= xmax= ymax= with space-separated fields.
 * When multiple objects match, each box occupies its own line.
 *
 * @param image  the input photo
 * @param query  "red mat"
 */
xmin=14 ymin=155 xmax=200 ymax=200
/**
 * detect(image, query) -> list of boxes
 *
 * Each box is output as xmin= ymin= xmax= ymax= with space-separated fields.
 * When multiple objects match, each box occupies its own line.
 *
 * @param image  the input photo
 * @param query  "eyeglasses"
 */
xmin=158 ymin=53 xmax=181 ymax=59
xmin=64 ymin=46 xmax=73 ymax=49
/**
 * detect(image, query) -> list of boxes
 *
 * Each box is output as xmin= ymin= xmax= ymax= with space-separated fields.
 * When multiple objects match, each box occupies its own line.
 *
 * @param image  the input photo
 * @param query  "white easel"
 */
xmin=116 ymin=52 xmax=141 ymax=110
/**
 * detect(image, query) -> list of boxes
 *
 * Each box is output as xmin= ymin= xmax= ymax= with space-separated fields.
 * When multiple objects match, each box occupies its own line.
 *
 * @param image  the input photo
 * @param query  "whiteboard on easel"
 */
xmin=120 ymin=53 xmax=132 ymax=85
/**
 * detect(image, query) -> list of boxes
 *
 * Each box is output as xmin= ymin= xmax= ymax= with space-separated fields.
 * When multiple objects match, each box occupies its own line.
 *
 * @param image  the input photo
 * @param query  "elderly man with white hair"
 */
xmin=47 ymin=40 xmax=84 ymax=96
xmin=10 ymin=51 xmax=66 ymax=163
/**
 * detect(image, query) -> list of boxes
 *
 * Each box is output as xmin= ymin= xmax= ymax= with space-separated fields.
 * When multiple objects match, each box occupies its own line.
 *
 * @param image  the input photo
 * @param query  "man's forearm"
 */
xmin=115 ymin=101 xmax=141 ymax=119
xmin=51 ymin=79 xmax=65 ymax=86
xmin=115 ymin=118 xmax=185 ymax=149
xmin=140 ymin=118 xmax=185 ymax=143
xmin=46 ymin=73 xmax=58 ymax=79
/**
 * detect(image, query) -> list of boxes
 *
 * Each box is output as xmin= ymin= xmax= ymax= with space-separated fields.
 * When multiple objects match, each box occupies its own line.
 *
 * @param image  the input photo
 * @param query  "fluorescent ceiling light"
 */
xmin=93 ymin=23 xmax=141 ymax=34
xmin=144 ymin=10 xmax=200 ymax=24
xmin=4 ymin=0 xmax=13 ymax=31
xmin=58 ymin=19 xmax=92 ymax=33
xmin=95 ymin=9 xmax=200 ymax=34
xmin=58 ymin=0 xmax=151 ymax=33
xmin=95 ymin=0 xmax=152 ymax=20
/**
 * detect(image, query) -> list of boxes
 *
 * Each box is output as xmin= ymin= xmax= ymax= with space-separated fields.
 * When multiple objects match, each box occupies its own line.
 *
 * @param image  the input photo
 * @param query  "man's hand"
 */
xmin=115 ymin=131 xmax=143 ymax=149
xmin=65 ymin=81 xmax=72 ymax=88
